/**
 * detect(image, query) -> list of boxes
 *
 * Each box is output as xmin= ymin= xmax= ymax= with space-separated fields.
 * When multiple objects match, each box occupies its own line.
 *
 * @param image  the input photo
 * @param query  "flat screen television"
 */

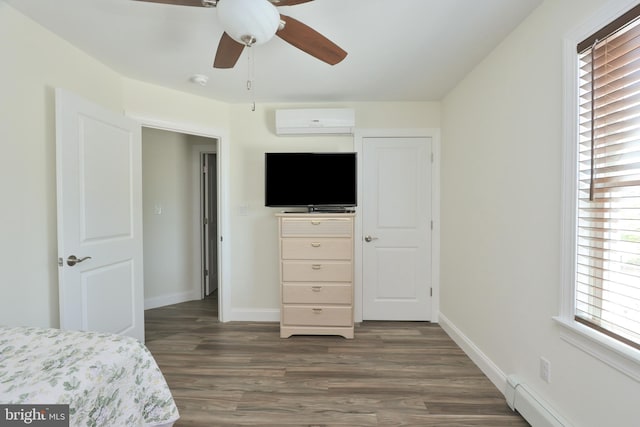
xmin=265 ymin=152 xmax=357 ymax=210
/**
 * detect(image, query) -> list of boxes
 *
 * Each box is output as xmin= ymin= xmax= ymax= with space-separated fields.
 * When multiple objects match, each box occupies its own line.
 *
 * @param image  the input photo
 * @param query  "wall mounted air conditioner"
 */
xmin=275 ymin=108 xmax=355 ymax=135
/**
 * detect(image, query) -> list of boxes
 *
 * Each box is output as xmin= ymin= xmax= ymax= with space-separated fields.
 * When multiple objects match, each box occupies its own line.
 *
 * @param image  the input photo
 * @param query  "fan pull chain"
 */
xmin=247 ymin=46 xmax=256 ymax=112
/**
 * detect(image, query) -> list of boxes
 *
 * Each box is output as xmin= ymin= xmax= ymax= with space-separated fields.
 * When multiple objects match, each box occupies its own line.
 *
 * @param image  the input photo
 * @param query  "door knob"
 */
xmin=66 ymin=255 xmax=92 ymax=267
xmin=364 ymin=235 xmax=379 ymax=242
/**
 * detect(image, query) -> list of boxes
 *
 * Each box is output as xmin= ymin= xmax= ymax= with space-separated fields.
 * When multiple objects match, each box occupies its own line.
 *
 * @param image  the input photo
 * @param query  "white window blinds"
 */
xmin=577 ymin=6 xmax=640 ymax=350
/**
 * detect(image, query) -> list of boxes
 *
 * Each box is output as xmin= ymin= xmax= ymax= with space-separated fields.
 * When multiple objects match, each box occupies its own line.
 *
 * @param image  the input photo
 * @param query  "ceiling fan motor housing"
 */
xmin=217 ymin=0 xmax=280 ymax=46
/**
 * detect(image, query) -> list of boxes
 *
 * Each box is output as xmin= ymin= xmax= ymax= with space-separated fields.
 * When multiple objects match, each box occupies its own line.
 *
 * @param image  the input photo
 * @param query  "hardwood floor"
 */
xmin=144 ymin=298 xmax=529 ymax=427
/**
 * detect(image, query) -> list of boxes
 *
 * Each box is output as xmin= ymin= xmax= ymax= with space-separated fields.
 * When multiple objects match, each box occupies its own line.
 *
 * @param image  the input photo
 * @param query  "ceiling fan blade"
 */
xmin=269 ymin=0 xmax=314 ymax=6
xmin=214 ymin=32 xmax=246 ymax=69
xmin=277 ymin=14 xmax=347 ymax=65
xmin=134 ymin=0 xmax=208 ymax=6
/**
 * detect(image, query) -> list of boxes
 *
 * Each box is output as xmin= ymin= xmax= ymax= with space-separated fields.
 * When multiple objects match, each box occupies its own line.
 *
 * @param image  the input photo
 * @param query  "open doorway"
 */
xmin=202 ymin=152 xmax=218 ymax=298
xmin=141 ymin=127 xmax=220 ymax=319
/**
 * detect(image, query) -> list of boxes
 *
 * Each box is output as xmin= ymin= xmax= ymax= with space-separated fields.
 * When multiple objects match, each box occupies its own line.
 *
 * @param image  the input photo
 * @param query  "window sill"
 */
xmin=553 ymin=316 xmax=640 ymax=382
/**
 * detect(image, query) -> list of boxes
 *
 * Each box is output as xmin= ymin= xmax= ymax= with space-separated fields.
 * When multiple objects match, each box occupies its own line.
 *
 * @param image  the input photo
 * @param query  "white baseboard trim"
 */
xmin=438 ymin=312 xmax=507 ymax=393
xmin=506 ymin=375 xmax=570 ymax=427
xmin=439 ymin=312 xmax=572 ymax=427
xmin=226 ymin=308 xmax=280 ymax=322
xmin=144 ymin=289 xmax=201 ymax=310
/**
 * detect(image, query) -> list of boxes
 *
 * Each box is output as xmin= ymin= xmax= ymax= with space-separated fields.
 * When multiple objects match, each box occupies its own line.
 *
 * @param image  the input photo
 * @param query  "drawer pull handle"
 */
xmin=311 ymin=242 xmax=321 ymax=248
xmin=311 ymin=264 xmax=322 ymax=270
xmin=311 ymin=286 xmax=322 ymax=292
xmin=312 ymin=308 xmax=323 ymax=314
xmin=311 ymin=220 xmax=321 ymax=225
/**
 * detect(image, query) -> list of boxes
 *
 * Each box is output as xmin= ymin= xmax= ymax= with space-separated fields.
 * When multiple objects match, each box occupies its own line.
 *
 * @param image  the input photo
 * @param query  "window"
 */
xmin=574 ymin=4 xmax=640 ymax=350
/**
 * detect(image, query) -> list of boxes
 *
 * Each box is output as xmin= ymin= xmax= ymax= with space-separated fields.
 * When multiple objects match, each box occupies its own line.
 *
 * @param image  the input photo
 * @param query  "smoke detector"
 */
xmin=190 ymin=74 xmax=209 ymax=86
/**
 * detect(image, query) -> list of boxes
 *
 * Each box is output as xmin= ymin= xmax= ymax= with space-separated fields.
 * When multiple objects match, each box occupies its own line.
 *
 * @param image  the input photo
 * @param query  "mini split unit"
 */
xmin=275 ymin=108 xmax=355 ymax=135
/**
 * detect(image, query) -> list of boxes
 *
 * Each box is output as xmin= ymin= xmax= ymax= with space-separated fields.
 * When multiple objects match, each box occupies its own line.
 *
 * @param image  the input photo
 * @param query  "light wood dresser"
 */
xmin=276 ymin=212 xmax=355 ymax=339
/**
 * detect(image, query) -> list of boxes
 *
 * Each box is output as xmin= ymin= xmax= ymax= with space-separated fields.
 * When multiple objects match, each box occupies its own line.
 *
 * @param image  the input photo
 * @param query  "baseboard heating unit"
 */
xmin=505 ymin=375 xmax=570 ymax=427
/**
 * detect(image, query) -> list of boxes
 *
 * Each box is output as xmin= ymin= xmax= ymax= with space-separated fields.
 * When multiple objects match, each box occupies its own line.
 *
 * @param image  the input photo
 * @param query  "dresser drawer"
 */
xmin=282 ymin=261 xmax=352 ymax=282
xmin=281 ymin=238 xmax=352 ymax=260
xmin=282 ymin=283 xmax=352 ymax=304
xmin=281 ymin=218 xmax=352 ymax=237
xmin=282 ymin=306 xmax=353 ymax=327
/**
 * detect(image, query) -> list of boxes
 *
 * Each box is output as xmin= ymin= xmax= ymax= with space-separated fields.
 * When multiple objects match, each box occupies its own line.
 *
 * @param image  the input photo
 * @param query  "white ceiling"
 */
xmin=5 ymin=0 xmax=542 ymax=103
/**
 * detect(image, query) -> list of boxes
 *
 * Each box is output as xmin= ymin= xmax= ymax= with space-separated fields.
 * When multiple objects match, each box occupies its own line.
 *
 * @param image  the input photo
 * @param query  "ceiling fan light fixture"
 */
xmin=217 ymin=0 xmax=280 ymax=46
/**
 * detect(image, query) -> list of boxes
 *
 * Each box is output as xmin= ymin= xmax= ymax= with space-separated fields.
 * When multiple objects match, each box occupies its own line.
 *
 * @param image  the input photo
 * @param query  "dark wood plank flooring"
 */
xmin=144 ymin=297 xmax=529 ymax=426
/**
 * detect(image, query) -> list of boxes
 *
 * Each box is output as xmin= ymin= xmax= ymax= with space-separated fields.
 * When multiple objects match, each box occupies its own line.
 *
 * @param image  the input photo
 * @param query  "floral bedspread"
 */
xmin=0 ymin=326 xmax=179 ymax=427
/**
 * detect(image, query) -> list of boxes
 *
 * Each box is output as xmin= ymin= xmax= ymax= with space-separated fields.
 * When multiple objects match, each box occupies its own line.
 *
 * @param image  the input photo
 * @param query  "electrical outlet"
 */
xmin=540 ymin=357 xmax=551 ymax=383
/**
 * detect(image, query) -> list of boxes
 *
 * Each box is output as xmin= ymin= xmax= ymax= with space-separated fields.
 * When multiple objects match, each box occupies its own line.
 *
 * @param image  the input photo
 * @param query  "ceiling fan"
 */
xmin=135 ymin=0 xmax=347 ymax=69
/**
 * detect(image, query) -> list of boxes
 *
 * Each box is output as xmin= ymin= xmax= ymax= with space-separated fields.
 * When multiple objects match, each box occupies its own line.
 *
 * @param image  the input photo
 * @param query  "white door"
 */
xmin=56 ymin=89 xmax=145 ymax=342
xmin=362 ymin=137 xmax=432 ymax=320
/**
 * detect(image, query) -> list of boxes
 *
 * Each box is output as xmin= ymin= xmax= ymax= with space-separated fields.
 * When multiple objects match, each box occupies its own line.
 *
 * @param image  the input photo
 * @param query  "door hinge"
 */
xmin=204 ymin=269 xmax=209 ymax=276
xmin=430 ymin=220 xmax=433 ymax=230
xmin=431 ymin=152 xmax=434 ymax=163
xmin=430 ymin=287 xmax=433 ymax=297
xmin=58 ymin=257 xmax=63 ymax=267
xmin=204 ymin=217 xmax=208 ymax=225
xmin=220 ymin=236 xmax=223 ymax=242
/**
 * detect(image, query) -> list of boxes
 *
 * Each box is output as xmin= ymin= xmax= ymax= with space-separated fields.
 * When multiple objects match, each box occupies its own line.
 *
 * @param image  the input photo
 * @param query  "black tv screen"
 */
xmin=265 ymin=152 xmax=357 ymax=208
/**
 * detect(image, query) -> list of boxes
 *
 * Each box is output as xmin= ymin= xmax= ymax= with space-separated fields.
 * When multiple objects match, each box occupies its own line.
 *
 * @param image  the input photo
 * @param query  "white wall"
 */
xmin=226 ymin=102 xmax=440 ymax=318
xmin=0 ymin=4 xmax=124 ymax=328
xmin=123 ymin=78 xmax=232 ymax=130
xmin=142 ymin=128 xmax=202 ymax=307
xmin=123 ymin=91 xmax=441 ymax=318
xmin=0 ymin=4 xmax=440 ymax=326
xmin=5 ymin=1 xmax=639 ymax=424
xmin=441 ymin=0 xmax=639 ymax=426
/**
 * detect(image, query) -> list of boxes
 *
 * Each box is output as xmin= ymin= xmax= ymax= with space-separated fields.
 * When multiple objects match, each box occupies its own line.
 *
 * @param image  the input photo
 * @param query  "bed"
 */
xmin=0 ymin=326 xmax=179 ymax=427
